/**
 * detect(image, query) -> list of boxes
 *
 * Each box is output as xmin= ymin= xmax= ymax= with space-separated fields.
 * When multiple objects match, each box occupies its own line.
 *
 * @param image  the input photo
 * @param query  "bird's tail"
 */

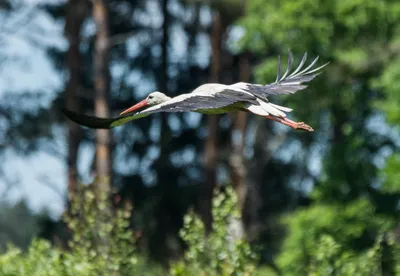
xmin=268 ymin=103 xmax=293 ymax=113
xmin=245 ymin=99 xmax=292 ymax=118
xmin=258 ymin=100 xmax=292 ymax=117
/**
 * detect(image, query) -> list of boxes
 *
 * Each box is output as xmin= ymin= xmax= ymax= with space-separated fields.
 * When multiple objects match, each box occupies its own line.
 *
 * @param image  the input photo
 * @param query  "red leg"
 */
xmin=265 ymin=116 xmax=314 ymax=132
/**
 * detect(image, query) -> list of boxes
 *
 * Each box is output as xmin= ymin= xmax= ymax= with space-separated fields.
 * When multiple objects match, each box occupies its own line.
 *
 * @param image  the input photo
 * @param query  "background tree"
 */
xmin=64 ymin=0 xmax=89 ymax=193
xmin=92 ymin=0 xmax=112 ymax=193
xmin=240 ymin=0 xmax=400 ymax=272
xmin=201 ymin=9 xmax=222 ymax=231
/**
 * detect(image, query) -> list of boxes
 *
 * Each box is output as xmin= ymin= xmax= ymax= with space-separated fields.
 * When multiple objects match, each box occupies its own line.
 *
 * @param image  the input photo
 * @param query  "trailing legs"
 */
xmin=265 ymin=115 xmax=314 ymax=132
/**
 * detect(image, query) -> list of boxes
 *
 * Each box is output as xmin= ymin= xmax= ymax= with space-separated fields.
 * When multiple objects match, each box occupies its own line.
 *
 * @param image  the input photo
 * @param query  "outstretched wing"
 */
xmin=136 ymin=86 xmax=258 ymax=114
xmin=231 ymin=51 xmax=329 ymax=99
xmin=61 ymin=108 xmax=150 ymax=129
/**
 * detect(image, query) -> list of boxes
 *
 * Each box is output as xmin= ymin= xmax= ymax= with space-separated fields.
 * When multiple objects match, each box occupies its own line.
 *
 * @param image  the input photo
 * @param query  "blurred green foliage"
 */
xmin=307 ymin=234 xmax=399 ymax=275
xmin=1 ymin=185 xmax=399 ymax=275
xmin=276 ymin=200 xmax=399 ymax=275
xmin=238 ymin=0 xmax=400 ymax=274
xmin=0 ymin=186 xmax=258 ymax=276
xmin=170 ymin=187 xmax=257 ymax=275
xmin=0 ymin=183 xmax=162 ymax=276
xmin=62 ymin=183 xmax=144 ymax=275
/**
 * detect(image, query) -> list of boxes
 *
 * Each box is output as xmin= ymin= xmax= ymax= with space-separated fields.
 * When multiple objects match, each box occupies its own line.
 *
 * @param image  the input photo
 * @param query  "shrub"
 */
xmin=0 ymin=183 xmax=162 ymax=276
xmin=1 ymin=184 xmax=398 ymax=275
xmin=170 ymin=187 xmax=258 ymax=276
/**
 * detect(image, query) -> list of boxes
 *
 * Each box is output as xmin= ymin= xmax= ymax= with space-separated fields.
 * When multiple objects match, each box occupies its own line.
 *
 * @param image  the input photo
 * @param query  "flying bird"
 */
xmin=62 ymin=52 xmax=328 ymax=131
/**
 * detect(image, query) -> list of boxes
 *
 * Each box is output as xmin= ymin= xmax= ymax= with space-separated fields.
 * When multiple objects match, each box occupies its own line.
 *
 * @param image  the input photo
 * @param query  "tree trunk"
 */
xmin=200 ymin=11 xmax=222 ymax=231
xmin=93 ymin=0 xmax=112 ymax=194
xmin=65 ymin=0 xmax=88 ymax=194
xmin=161 ymin=0 xmax=169 ymax=93
xmin=157 ymin=0 xmax=184 ymax=259
xmin=230 ymin=52 xmax=250 ymax=210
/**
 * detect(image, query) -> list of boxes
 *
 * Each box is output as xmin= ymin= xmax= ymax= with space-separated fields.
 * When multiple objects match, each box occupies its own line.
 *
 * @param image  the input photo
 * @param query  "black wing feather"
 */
xmin=61 ymin=108 xmax=148 ymax=129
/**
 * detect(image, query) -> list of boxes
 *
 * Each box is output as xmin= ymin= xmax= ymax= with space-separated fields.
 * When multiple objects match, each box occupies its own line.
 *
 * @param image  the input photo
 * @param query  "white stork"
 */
xmin=62 ymin=52 xmax=328 ymax=131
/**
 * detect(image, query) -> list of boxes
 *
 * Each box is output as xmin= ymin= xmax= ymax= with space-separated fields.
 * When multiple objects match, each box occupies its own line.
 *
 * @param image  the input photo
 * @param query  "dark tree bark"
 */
xmin=229 ymin=52 xmax=250 ymax=210
xmin=65 ymin=0 xmax=89 ymax=193
xmin=93 ymin=0 xmax=112 ymax=194
xmin=160 ymin=0 xmax=169 ymax=94
xmin=200 ymin=11 xmax=222 ymax=231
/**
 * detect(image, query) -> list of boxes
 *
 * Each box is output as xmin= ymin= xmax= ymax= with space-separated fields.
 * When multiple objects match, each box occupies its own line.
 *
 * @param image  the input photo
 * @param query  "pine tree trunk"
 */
xmin=156 ymin=0 xmax=180 ymax=258
xmin=93 ymin=0 xmax=112 ymax=194
xmin=65 ymin=0 xmax=88 ymax=194
xmin=227 ymin=53 xmax=250 ymax=241
xmin=161 ymin=0 xmax=169 ymax=94
xmin=230 ymin=53 xmax=250 ymax=210
xmin=200 ymin=11 xmax=222 ymax=231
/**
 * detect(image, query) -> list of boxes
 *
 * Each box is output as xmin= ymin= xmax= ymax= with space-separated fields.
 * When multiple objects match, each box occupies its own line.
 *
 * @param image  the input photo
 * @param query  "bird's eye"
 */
xmin=148 ymin=95 xmax=153 ymax=99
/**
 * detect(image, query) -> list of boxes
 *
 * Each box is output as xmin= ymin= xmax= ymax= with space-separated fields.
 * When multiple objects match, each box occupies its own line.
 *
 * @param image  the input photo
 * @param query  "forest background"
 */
xmin=1 ymin=0 xmax=400 ymax=274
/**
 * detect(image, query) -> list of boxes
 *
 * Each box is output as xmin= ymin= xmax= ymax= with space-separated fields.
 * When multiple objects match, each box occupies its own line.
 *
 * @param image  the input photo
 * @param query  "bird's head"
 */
xmin=120 ymin=91 xmax=171 ymax=115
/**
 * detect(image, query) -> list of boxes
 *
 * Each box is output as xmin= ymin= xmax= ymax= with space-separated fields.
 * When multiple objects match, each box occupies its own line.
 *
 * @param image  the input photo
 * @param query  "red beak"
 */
xmin=120 ymin=99 xmax=148 ymax=115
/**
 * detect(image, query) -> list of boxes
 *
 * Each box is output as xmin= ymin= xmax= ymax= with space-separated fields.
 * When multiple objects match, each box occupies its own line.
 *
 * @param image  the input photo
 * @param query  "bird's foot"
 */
xmin=295 ymin=122 xmax=314 ymax=132
xmin=265 ymin=116 xmax=314 ymax=132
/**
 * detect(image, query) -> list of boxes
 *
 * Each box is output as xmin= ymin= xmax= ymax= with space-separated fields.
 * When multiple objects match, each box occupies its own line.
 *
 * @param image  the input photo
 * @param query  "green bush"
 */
xmin=1 ymin=184 xmax=399 ymax=275
xmin=170 ymin=187 xmax=258 ymax=276
xmin=0 ymin=185 xmax=257 ymax=276
xmin=0 ymin=183 xmax=162 ymax=276
xmin=276 ymin=200 xmax=400 ymax=276
xmin=307 ymin=234 xmax=400 ymax=276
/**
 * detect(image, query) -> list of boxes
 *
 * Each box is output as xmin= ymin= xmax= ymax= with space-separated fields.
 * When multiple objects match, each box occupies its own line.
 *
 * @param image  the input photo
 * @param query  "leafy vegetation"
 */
xmin=0 ymin=183 xmax=160 ymax=276
xmin=0 ymin=186 xmax=257 ymax=276
xmin=170 ymin=188 xmax=257 ymax=276
xmin=1 ymin=185 xmax=399 ymax=275
xmin=276 ymin=201 xmax=399 ymax=275
xmin=239 ymin=0 xmax=400 ymax=273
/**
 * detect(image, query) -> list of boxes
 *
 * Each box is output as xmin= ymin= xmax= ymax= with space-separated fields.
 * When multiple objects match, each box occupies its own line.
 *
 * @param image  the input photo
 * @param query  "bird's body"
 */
xmin=62 ymin=52 xmax=328 ymax=131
